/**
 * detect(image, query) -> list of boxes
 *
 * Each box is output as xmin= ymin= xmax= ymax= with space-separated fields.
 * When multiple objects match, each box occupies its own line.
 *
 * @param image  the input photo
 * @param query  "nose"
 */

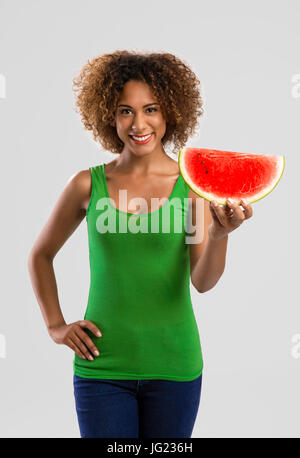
xmin=131 ymin=111 xmax=150 ymax=132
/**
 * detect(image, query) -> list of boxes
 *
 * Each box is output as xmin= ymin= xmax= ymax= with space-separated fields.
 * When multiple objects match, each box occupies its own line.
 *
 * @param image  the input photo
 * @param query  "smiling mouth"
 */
xmin=129 ymin=133 xmax=153 ymax=138
xmin=129 ymin=133 xmax=154 ymax=144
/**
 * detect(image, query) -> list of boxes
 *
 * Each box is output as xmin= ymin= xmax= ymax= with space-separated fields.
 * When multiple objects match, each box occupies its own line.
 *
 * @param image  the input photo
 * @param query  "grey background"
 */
xmin=0 ymin=0 xmax=298 ymax=438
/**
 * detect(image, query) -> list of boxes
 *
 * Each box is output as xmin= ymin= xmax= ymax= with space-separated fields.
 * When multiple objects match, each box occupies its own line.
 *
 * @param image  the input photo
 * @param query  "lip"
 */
xmin=129 ymin=133 xmax=154 ymax=144
xmin=129 ymin=133 xmax=153 ymax=137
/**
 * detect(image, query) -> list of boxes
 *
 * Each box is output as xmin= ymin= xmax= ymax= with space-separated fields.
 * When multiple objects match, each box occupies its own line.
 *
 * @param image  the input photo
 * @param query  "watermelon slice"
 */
xmin=178 ymin=147 xmax=285 ymax=205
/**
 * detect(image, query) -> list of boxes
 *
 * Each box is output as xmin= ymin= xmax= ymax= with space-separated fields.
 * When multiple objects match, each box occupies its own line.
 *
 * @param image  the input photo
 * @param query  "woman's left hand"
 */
xmin=208 ymin=198 xmax=253 ymax=241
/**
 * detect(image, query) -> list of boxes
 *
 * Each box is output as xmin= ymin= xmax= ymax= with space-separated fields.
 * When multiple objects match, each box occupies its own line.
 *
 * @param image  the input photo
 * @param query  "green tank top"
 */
xmin=73 ymin=163 xmax=203 ymax=381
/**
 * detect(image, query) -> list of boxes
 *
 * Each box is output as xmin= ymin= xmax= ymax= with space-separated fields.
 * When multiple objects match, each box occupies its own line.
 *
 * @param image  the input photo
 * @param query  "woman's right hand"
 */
xmin=48 ymin=320 xmax=102 ymax=360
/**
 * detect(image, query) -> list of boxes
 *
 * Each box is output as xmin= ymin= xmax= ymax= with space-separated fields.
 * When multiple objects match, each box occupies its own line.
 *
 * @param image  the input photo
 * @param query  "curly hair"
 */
xmin=72 ymin=50 xmax=204 ymax=155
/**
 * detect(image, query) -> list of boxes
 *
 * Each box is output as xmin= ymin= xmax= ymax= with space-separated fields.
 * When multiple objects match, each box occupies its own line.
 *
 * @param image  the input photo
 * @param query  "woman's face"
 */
xmin=115 ymin=79 xmax=167 ymax=156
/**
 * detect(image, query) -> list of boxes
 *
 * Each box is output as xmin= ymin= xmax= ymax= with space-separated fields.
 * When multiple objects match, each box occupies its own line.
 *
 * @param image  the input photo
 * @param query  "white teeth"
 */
xmin=132 ymin=134 xmax=152 ymax=141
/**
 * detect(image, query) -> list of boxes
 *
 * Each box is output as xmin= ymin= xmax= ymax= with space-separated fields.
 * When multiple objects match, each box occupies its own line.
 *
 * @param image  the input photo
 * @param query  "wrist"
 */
xmin=208 ymin=226 xmax=228 ymax=243
xmin=47 ymin=321 xmax=66 ymax=333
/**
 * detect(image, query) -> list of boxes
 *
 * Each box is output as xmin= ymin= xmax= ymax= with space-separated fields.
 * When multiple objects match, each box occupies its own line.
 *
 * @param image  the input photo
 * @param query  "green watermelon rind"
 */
xmin=178 ymin=148 xmax=285 ymax=206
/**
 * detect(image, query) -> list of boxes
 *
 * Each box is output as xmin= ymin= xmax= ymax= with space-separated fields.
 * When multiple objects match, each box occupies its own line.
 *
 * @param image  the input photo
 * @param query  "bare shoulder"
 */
xmin=66 ymin=169 xmax=92 ymax=211
xmin=188 ymin=188 xmax=212 ymax=222
xmin=68 ymin=168 xmax=91 ymax=189
xmin=28 ymin=168 xmax=93 ymax=260
xmin=188 ymin=189 xmax=212 ymax=239
xmin=188 ymin=187 xmax=199 ymax=200
xmin=188 ymin=187 xmax=206 ymax=205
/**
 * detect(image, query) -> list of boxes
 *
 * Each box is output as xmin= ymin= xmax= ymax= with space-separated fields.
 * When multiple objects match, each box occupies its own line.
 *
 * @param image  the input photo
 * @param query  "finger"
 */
xmin=78 ymin=320 xmax=102 ymax=337
xmin=240 ymin=199 xmax=253 ymax=219
xmin=70 ymin=334 xmax=95 ymax=360
xmin=66 ymin=337 xmax=87 ymax=360
xmin=226 ymin=199 xmax=245 ymax=222
xmin=74 ymin=327 xmax=100 ymax=358
xmin=210 ymin=201 xmax=227 ymax=226
xmin=224 ymin=203 xmax=234 ymax=217
xmin=209 ymin=201 xmax=219 ymax=220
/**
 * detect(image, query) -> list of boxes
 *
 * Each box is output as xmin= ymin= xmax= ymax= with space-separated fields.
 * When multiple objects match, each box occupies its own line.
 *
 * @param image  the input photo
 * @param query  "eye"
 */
xmin=120 ymin=108 xmax=131 ymax=114
xmin=120 ymin=107 xmax=158 ymax=115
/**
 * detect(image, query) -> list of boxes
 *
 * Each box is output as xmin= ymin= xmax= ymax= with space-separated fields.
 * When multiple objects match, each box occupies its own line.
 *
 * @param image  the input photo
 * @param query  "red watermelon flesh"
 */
xmin=178 ymin=147 xmax=285 ymax=205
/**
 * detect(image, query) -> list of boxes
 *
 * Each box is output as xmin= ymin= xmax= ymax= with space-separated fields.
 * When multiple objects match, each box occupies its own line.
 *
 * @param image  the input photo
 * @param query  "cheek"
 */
xmin=155 ymin=116 xmax=166 ymax=129
xmin=158 ymin=119 xmax=167 ymax=134
xmin=116 ymin=119 xmax=129 ymax=132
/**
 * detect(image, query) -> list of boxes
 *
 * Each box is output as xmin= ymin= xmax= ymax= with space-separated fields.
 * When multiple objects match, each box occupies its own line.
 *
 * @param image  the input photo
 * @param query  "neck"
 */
xmin=114 ymin=148 xmax=173 ymax=175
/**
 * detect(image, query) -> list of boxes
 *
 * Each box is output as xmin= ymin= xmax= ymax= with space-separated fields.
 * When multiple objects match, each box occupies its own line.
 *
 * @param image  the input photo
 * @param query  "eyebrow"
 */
xmin=118 ymin=102 xmax=160 ymax=108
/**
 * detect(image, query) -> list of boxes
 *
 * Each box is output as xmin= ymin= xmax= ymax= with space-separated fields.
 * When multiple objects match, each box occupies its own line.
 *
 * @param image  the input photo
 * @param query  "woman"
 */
xmin=28 ymin=50 xmax=253 ymax=438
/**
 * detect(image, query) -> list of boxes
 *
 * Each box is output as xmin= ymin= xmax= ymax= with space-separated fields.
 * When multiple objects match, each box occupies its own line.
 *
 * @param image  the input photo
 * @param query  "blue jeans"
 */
xmin=73 ymin=373 xmax=203 ymax=438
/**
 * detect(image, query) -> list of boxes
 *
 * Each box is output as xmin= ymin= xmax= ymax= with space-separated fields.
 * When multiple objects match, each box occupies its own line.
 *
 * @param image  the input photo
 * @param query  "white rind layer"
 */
xmin=178 ymin=148 xmax=285 ymax=205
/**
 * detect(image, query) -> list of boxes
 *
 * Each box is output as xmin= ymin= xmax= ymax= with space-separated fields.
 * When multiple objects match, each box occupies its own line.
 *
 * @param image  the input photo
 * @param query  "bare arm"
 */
xmin=189 ymin=190 xmax=228 ymax=293
xmin=27 ymin=170 xmax=102 ymax=360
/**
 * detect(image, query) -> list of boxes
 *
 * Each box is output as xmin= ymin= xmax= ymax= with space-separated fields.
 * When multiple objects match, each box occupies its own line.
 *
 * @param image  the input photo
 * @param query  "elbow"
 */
xmin=192 ymin=270 xmax=225 ymax=294
xmin=191 ymin=278 xmax=206 ymax=294
xmin=27 ymin=249 xmax=34 ymax=269
xmin=196 ymin=286 xmax=207 ymax=294
xmin=27 ymin=248 xmax=52 ymax=272
xmin=27 ymin=249 xmax=38 ymax=274
xmin=194 ymin=283 xmax=214 ymax=294
xmin=28 ymin=246 xmax=39 ymax=266
xmin=191 ymin=273 xmax=203 ymax=293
